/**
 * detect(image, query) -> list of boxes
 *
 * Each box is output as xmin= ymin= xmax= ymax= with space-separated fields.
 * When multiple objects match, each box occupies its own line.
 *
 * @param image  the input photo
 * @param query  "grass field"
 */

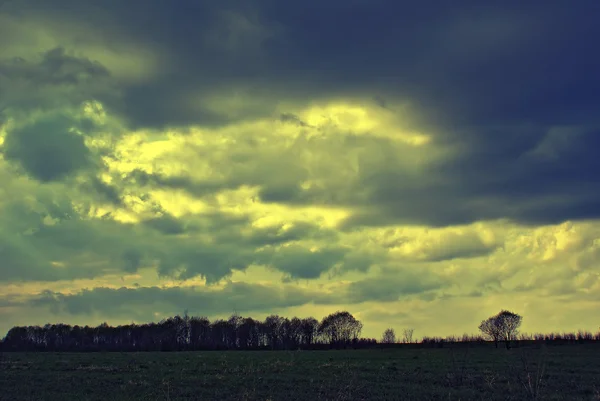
xmin=1 ymin=344 xmax=599 ymax=400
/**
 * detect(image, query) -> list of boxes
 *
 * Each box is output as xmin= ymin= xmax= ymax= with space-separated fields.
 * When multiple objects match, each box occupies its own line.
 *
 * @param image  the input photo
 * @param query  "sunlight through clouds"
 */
xmin=1 ymin=0 xmax=599 ymax=340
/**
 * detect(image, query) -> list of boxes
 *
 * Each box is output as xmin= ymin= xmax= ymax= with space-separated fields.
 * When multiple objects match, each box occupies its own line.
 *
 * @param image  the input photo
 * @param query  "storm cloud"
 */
xmin=1 ymin=0 xmax=599 ymax=339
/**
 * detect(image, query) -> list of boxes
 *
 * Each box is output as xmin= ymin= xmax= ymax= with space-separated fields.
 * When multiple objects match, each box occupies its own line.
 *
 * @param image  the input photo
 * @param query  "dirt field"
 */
xmin=1 ymin=344 xmax=599 ymax=400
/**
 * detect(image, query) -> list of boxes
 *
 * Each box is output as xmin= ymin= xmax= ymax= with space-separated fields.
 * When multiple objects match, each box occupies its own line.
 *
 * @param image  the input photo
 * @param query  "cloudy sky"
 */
xmin=1 ymin=0 xmax=599 ymax=339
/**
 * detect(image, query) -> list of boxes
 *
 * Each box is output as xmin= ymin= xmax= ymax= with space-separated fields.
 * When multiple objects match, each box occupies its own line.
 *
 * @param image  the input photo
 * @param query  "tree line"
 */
xmin=0 ymin=311 xmax=371 ymax=352
xmin=1 ymin=309 xmax=598 ymax=352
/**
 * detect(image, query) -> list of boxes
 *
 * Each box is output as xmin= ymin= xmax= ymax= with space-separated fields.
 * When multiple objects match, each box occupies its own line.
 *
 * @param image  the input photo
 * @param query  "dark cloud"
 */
xmin=121 ymin=249 xmax=143 ymax=273
xmin=242 ymin=221 xmax=338 ymax=247
xmin=0 ymin=47 xmax=109 ymax=87
xmin=2 ymin=113 xmax=93 ymax=181
xmin=25 ymin=267 xmax=448 ymax=320
xmin=253 ymin=127 xmax=600 ymax=228
xmin=279 ymin=113 xmax=311 ymax=127
xmin=142 ymin=214 xmax=186 ymax=235
xmin=0 ymin=47 xmax=116 ymax=112
xmin=430 ymin=128 xmax=600 ymax=226
xmin=29 ymin=282 xmax=329 ymax=320
xmin=258 ymin=184 xmax=305 ymax=204
xmin=80 ymin=177 xmax=123 ymax=205
xmin=0 ymin=179 xmax=351 ymax=283
xmin=423 ymin=242 xmax=495 ymax=263
xmin=0 ymin=190 xmax=101 ymax=281
xmin=346 ymin=269 xmax=445 ymax=303
xmin=124 ymin=169 xmax=238 ymax=199
xmin=154 ymin=245 xmax=252 ymax=284
xmin=257 ymin=245 xmax=347 ymax=280
xmin=3 ymin=0 xmax=596 ymax=226
xmin=8 ymin=1 xmax=597 ymax=128
xmin=333 ymin=249 xmax=386 ymax=274
xmin=0 ymin=231 xmax=78 ymax=282
xmin=2 ymin=0 xmax=600 ymax=341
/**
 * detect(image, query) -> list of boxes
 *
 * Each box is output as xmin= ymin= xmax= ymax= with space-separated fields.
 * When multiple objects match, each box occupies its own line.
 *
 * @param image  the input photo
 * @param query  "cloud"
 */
xmin=2 ymin=1 xmax=596 ymax=227
xmin=1 ymin=47 xmax=109 ymax=86
xmin=3 ymin=219 xmax=600 ymax=337
xmin=80 ymin=176 xmax=123 ymax=205
xmin=383 ymin=225 xmax=500 ymax=262
xmin=28 ymin=282 xmax=328 ymax=321
xmin=265 ymin=125 xmax=600 ymax=228
xmin=257 ymin=244 xmax=347 ymax=280
xmin=346 ymin=268 xmax=446 ymax=303
xmin=0 ymin=47 xmax=116 ymax=112
xmin=0 ymin=166 xmax=350 ymax=283
xmin=1 ymin=0 xmax=600 ymax=340
xmin=2 ymin=1 xmax=598 ymax=129
xmin=2 ymin=113 xmax=94 ymax=181
xmin=142 ymin=214 xmax=186 ymax=235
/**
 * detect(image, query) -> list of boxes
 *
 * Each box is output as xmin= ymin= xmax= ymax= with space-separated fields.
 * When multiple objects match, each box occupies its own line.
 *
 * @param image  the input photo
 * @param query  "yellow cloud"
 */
xmin=188 ymin=92 xmax=434 ymax=149
xmin=363 ymin=223 xmax=502 ymax=262
xmin=300 ymin=100 xmax=431 ymax=145
xmin=147 ymin=189 xmax=209 ymax=217
xmin=4 ymin=99 xmax=597 ymax=341
xmin=509 ymin=221 xmax=587 ymax=262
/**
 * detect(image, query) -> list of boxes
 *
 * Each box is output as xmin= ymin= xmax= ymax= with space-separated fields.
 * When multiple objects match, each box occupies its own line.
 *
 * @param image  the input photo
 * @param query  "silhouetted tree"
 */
xmin=290 ymin=317 xmax=303 ymax=348
xmin=264 ymin=315 xmax=286 ymax=350
xmin=318 ymin=311 xmax=363 ymax=347
xmin=227 ymin=313 xmax=243 ymax=348
xmin=479 ymin=310 xmax=522 ymax=349
xmin=211 ymin=319 xmax=230 ymax=349
xmin=238 ymin=317 xmax=260 ymax=349
xmin=381 ymin=328 xmax=396 ymax=344
xmin=479 ymin=316 xmax=502 ymax=348
xmin=300 ymin=317 xmax=319 ymax=346
xmin=190 ymin=316 xmax=211 ymax=349
xmin=179 ymin=310 xmax=191 ymax=348
xmin=402 ymin=328 xmax=414 ymax=344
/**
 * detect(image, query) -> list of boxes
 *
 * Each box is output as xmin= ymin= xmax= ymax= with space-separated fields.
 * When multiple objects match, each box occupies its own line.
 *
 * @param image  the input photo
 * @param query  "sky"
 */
xmin=1 ymin=0 xmax=599 ymax=340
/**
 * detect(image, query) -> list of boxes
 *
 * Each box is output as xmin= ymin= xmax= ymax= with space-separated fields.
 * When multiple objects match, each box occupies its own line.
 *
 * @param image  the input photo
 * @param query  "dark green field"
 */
xmin=2 ymin=345 xmax=599 ymax=401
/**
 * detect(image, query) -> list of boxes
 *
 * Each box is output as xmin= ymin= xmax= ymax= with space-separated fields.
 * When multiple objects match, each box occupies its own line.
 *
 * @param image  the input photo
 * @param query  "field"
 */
xmin=1 ymin=344 xmax=600 ymax=401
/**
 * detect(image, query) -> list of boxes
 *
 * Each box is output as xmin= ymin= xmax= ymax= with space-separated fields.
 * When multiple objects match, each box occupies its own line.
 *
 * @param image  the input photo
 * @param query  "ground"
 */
xmin=1 ymin=344 xmax=599 ymax=400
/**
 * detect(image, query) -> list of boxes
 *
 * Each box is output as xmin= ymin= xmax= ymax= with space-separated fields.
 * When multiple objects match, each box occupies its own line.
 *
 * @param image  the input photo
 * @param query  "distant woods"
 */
xmin=0 ymin=311 xmax=373 ymax=352
xmin=1 ymin=309 xmax=599 ymax=352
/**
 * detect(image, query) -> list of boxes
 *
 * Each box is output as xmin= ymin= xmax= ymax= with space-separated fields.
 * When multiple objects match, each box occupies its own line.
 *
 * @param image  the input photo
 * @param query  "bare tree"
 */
xmin=402 ymin=328 xmax=414 ymax=344
xmin=497 ymin=310 xmax=522 ymax=348
xmin=318 ymin=311 xmax=363 ymax=346
xmin=479 ymin=317 xmax=502 ymax=348
xmin=479 ymin=310 xmax=522 ymax=349
xmin=381 ymin=328 xmax=396 ymax=344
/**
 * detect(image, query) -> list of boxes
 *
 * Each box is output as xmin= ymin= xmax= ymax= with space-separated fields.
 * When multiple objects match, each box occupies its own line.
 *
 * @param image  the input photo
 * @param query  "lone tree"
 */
xmin=318 ymin=311 xmax=363 ymax=346
xmin=381 ymin=328 xmax=396 ymax=344
xmin=479 ymin=310 xmax=522 ymax=349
